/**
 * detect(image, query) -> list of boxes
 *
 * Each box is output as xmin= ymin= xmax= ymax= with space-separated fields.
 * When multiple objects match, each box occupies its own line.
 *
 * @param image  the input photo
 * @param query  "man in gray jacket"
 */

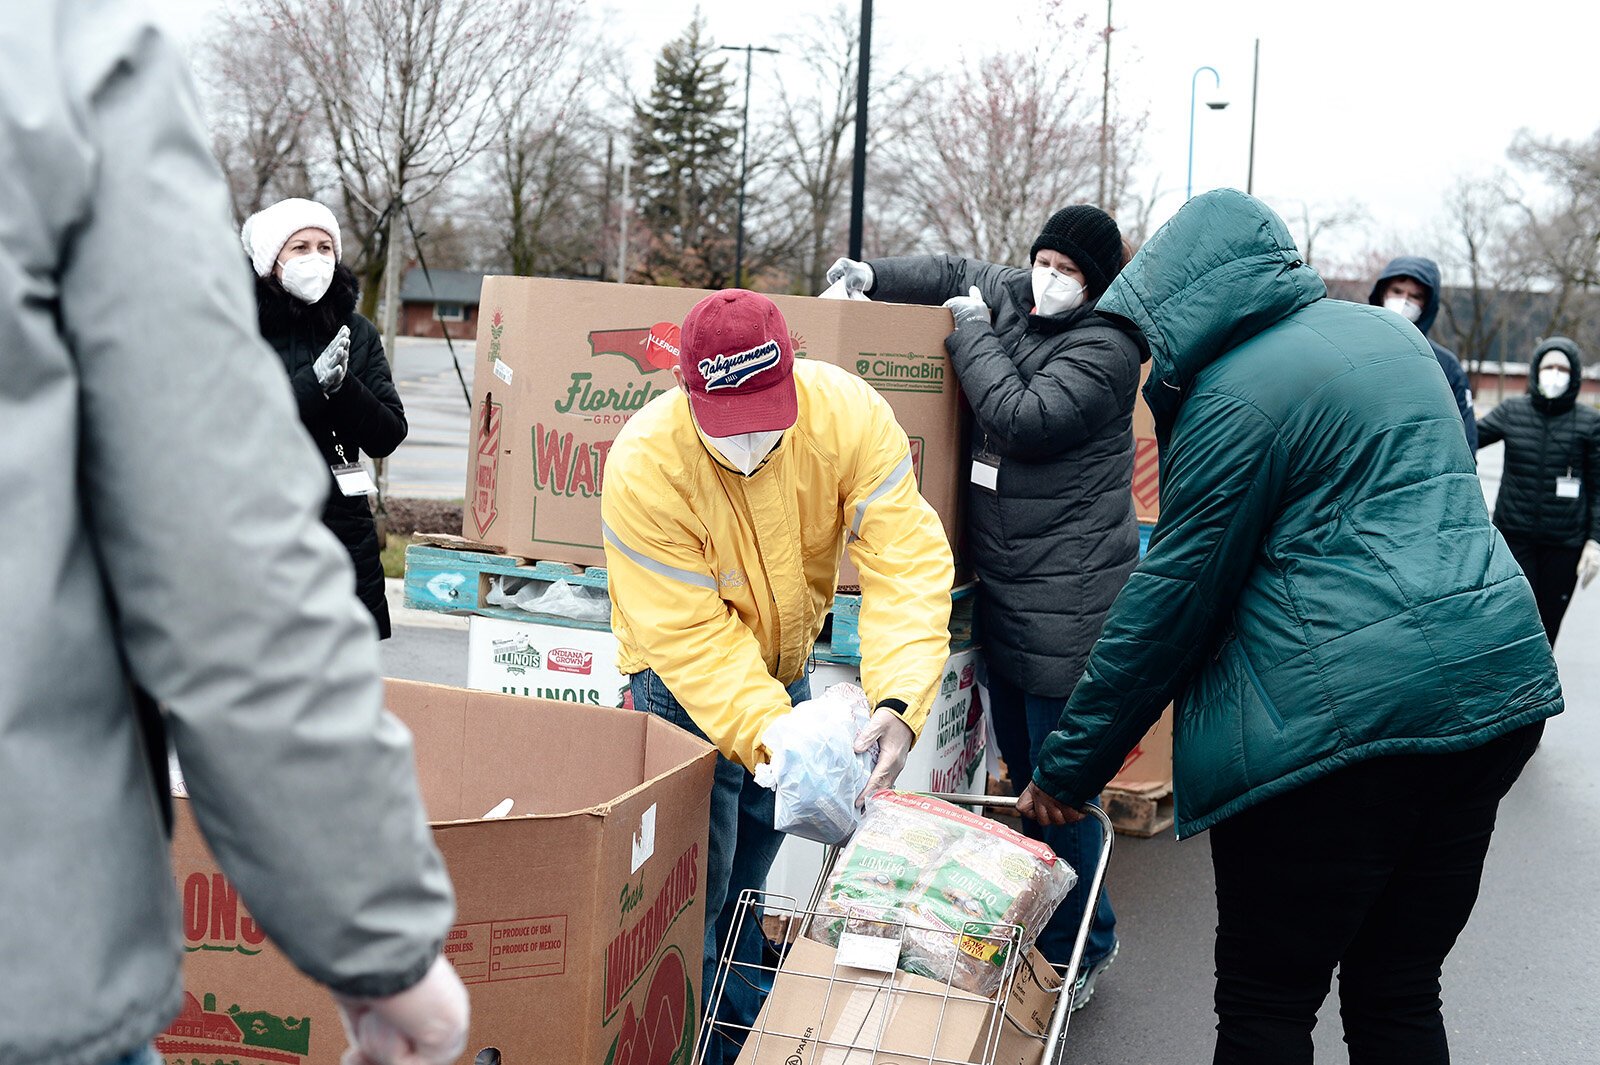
xmin=1 ymin=5 xmax=467 ymax=1064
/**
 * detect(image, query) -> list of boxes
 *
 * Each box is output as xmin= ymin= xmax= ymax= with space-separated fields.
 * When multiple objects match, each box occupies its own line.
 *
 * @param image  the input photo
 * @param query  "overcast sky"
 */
xmin=150 ymin=0 xmax=1599 ymax=276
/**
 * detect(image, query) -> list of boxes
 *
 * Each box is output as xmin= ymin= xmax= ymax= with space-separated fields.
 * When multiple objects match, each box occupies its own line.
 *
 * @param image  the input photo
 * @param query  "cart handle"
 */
xmin=918 ymin=791 xmax=1023 ymax=810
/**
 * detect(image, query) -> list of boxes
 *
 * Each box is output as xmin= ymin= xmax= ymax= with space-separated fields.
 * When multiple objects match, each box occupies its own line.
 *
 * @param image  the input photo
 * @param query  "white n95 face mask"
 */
xmin=1383 ymin=295 xmax=1423 ymax=324
xmin=1032 ymin=266 xmax=1086 ymax=316
xmin=1539 ymin=368 xmax=1571 ymax=399
xmin=705 ymin=430 xmax=784 ymax=476
xmin=279 ymin=252 xmax=336 ymax=304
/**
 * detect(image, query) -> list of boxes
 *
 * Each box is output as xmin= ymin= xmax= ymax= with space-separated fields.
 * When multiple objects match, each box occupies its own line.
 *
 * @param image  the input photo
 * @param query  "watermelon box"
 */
xmin=162 ymin=679 xmax=716 ymax=1064
xmin=464 ymin=276 xmax=968 ymax=588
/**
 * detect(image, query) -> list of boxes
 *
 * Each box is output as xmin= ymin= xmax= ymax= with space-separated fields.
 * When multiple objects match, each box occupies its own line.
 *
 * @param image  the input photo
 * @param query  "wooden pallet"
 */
xmin=404 ymin=537 xmax=614 ymax=631
xmin=402 ymin=536 xmax=976 ymax=663
xmin=985 ymin=772 xmax=1173 ymax=839
xmin=1101 ymin=781 xmax=1175 ymax=838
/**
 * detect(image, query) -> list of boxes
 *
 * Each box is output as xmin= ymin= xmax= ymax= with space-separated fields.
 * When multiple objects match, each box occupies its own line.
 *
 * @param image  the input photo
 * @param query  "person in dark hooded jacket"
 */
xmin=826 ymin=205 xmax=1143 ymax=1008
xmin=242 ymin=197 xmax=408 ymax=638
xmin=1370 ymin=256 xmax=1478 ymax=450
xmin=1477 ymin=337 xmax=1600 ymax=642
xmin=1016 ymin=190 xmax=1559 ymax=1065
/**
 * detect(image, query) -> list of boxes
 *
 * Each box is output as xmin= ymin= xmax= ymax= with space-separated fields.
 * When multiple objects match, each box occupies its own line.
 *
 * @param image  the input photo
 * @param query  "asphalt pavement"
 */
xmin=380 ymin=432 xmax=1596 ymax=1064
xmin=384 ymin=337 xmax=475 ymax=500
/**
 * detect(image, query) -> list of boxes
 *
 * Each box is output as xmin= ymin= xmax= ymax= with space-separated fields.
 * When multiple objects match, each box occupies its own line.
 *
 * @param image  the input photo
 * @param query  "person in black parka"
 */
xmin=242 ymin=198 xmax=407 ymax=638
xmin=1478 ymin=336 xmax=1600 ymax=643
xmin=827 ymin=206 xmax=1144 ymax=1009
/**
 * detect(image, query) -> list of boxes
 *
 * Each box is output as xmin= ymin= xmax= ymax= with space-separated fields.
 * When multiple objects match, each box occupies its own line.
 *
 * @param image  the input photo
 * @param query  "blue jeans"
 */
xmin=631 ymin=669 xmax=812 ymax=1065
xmin=986 ymin=670 xmax=1118 ymax=968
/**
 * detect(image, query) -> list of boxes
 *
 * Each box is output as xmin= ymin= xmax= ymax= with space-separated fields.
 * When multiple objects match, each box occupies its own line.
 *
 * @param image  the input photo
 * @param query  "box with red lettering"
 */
xmin=161 ymin=679 xmax=716 ymax=1064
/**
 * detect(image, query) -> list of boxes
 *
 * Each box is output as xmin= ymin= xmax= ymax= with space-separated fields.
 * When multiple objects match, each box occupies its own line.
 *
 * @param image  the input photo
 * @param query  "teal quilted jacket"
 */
xmin=1034 ymin=190 xmax=1562 ymax=836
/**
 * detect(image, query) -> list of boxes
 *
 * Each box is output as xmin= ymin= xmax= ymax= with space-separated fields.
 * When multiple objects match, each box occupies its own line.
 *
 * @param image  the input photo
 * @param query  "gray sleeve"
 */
xmin=867 ymin=253 xmax=1015 ymax=308
xmin=58 ymin=11 xmax=452 ymax=998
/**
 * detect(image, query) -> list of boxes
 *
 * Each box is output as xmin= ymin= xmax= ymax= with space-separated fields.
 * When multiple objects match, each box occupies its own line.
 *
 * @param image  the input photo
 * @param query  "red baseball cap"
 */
xmin=679 ymin=289 xmax=798 ymax=436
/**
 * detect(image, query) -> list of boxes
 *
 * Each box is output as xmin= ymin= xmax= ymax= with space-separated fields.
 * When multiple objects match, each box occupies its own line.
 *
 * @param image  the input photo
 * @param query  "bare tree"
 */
xmin=883 ymin=4 xmax=1134 ymax=264
xmin=1280 ymin=198 xmax=1368 ymax=270
xmin=1505 ymin=128 xmax=1600 ymax=348
xmin=1433 ymin=176 xmax=1521 ymax=383
xmin=483 ymin=16 xmax=607 ymax=279
xmin=197 ymin=9 xmax=322 ymax=219
xmin=763 ymin=7 xmax=879 ymax=291
xmin=247 ymin=0 xmax=578 ymax=320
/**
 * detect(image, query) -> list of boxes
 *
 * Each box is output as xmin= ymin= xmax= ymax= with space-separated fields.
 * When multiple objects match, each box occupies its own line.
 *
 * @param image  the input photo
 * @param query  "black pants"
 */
xmin=1505 ymin=537 xmax=1582 ymax=645
xmin=1209 ymin=723 xmax=1544 ymax=1065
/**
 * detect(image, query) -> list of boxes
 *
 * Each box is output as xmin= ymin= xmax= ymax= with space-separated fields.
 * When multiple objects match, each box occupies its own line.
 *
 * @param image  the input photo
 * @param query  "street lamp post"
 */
xmin=848 ymin=0 xmax=873 ymax=261
xmin=721 ymin=43 xmax=779 ymax=288
xmin=1247 ymin=39 xmax=1260 ymax=195
xmin=1186 ymin=65 xmax=1228 ymax=201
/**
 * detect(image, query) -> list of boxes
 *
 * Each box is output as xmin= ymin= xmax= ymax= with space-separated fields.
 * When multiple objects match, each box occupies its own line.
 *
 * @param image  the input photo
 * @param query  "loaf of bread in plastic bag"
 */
xmin=808 ymin=791 xmax=1077 ymax=994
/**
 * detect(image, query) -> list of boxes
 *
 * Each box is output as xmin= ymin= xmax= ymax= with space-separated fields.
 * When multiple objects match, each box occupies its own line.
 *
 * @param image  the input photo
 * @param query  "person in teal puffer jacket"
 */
xmin=1016 ymin=190 xmax=1561 ymax=1065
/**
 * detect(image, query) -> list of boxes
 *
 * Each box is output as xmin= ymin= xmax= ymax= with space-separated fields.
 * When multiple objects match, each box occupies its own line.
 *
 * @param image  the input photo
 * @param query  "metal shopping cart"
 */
xmin=695 ymin=793 xmax=1114 ymax=1065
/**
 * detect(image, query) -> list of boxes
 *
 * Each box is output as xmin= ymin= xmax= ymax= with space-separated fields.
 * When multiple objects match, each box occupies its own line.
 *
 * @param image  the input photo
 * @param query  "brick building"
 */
xmin=398 ymin=268 xmax=484 ymax=340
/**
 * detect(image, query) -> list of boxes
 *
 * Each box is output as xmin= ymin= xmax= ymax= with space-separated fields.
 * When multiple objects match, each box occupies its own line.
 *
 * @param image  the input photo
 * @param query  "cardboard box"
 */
xmin=1108 ymin=705 xmax=1173 ymax=791
xmin=1103 ymin=705 xmax=1175 ymax=837
xmin=765 ymin=650 xmax=987 ymax=904
xmin=465 ymin=277 xmax=964 ymax=582
xmin=731 ymin=936 xmax=1060 ymax=1065
xmin=1132 ymin=361 xmax=1160 ymax=524
xmin=160 ymin=680 xmax=717 ymax=1065
xmin=466 ymin=614 xmax=632 ymax=708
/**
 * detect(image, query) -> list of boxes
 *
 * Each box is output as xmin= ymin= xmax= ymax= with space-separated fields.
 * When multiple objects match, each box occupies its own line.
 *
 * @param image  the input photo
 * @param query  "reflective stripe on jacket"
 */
xmin=602 ymin=360 xmax=955 ymax=769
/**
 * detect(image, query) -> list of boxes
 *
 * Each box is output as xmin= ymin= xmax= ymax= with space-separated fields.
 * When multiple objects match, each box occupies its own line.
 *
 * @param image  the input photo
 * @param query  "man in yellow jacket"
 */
xmin=602 ymin=289 xmax=954 ymax=1063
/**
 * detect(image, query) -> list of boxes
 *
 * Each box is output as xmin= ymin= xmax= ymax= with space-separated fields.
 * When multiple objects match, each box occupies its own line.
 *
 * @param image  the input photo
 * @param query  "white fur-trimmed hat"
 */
xmin=240 ymin=197 xmax=342 ymax=277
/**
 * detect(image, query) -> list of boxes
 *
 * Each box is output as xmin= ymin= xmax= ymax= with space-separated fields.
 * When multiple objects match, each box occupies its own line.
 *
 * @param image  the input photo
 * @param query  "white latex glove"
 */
xmin=826 ymin=256 xmax=874 ymax=296
xmin=315 ymin=324 xmax=352 ymax=394
xmin=336 ymin=955 xmax=470 ymax=1065
xmin=1580 ymin=540 xmax=1600 ymax=589
xmin=854 ymin=707 xmax=915 ymax=804
xmin=942 ymin=285 xmax=990 ymax=326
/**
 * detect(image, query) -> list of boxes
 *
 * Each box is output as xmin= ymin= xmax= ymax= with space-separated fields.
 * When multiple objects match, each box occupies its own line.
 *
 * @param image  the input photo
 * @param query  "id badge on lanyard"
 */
xmin=1557 ymin=466 xmax=1581 ymax=500
xmin=971 ymin=436 xmax=1002 ymax=492
xmin=330 ymin=435 xmax=376 ymax=497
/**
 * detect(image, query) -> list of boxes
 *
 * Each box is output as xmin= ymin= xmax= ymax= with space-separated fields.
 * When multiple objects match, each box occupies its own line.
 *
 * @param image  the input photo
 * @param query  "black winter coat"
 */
xmin=257 ymin=265 xmax=407 ymax=637
xmin=868 ymin=254 xmax=1144 ymax=696
xmin=1477 ymin=338 xmax=1600 ymax=549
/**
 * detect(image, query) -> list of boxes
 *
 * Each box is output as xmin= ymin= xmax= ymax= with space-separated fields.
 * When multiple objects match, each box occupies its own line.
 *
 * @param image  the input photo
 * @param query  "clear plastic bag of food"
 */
xmin=808 ymin=791 xmax=1078 ymax=994
xmin=753 ymin=683 xmax=877 ymax=845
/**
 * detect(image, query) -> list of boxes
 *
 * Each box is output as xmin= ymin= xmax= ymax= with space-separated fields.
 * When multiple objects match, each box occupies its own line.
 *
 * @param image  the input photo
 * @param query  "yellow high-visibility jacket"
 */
xmin=602 ymin=360 xmax=955 ymax=770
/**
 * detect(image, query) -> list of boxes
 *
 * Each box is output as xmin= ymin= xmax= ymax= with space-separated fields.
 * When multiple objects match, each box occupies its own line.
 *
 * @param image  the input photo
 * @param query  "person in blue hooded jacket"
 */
xmin=1369 ymin=256 xmax=1478 ymax=450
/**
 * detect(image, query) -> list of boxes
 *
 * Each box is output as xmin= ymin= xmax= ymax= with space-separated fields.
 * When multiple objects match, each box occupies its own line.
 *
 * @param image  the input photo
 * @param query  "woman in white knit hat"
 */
xmin=242 ymin=197 xmax=407 ymax=638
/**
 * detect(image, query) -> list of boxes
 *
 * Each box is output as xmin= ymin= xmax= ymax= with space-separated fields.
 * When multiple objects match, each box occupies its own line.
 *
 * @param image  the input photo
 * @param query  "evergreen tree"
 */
xmin=631 ymin=14 xmax=741 ymax=287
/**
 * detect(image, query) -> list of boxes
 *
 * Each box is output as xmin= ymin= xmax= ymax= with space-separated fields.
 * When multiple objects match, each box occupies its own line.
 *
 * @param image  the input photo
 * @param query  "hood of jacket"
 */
xmin=1095 ymin=189 xmax=1325 ymax=437
xmin=1368 ymin=255 xmax=1442 ymax=337
xmin=1529 ymin=335 xmax=1584 ymax=414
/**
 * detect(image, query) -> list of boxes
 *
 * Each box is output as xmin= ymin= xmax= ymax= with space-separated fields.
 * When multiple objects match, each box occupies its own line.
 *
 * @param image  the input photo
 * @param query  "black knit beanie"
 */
xmin=1029 ymin=205 xmax=1124 ymax=298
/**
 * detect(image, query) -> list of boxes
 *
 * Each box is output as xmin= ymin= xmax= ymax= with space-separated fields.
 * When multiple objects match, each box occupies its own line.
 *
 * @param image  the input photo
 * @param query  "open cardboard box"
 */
xmin=160 ymin=680 xmax=717 ymax=1064
xmin=730 ymin=935 xmax=1063 ymax=1065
